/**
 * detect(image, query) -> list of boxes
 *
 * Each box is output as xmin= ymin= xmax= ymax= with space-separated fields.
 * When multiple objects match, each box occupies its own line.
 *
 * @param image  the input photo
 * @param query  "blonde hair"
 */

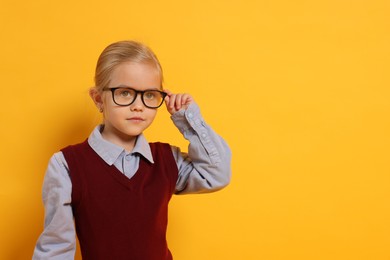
xmin=94 ymin=40 xmax=163 ymax=91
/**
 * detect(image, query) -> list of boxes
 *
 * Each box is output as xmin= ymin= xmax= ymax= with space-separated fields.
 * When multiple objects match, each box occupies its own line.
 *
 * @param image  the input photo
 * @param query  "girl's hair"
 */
xmin=94 ymin=40 xmax=163 ymax=91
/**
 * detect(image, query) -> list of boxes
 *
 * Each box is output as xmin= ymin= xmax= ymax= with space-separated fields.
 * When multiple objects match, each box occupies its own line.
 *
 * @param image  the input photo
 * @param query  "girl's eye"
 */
xmin=119 ymin=90 xmax=132 ymax=97
xmin=144 ymin=92 xmax=156 ymax=100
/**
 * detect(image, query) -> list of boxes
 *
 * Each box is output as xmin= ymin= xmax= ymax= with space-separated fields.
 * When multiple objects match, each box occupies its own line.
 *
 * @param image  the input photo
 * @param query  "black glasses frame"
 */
xmin=104 ymin=87 xmax=167 ymax=109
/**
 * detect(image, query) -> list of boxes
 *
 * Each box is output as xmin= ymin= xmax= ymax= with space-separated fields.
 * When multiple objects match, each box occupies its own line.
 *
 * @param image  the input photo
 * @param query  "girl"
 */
xmin=33 ymin=40 xmax=231 ymax=260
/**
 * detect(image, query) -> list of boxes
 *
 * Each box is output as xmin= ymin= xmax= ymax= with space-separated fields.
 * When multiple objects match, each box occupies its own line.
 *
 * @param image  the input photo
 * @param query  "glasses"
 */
xmin=104 ymin=87 xmax=167 ymax=108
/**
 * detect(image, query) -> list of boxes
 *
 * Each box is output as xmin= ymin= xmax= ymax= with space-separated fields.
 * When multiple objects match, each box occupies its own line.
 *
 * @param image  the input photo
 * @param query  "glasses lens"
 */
xmin=143 ymin=90 xmax=164 ymax=108
xmin=113 ymin=88 xmax=136 ymax=105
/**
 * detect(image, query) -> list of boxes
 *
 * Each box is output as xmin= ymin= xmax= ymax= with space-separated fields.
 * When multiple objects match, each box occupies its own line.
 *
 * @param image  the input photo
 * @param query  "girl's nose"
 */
xmin=130 ymin=94 xmax=144 ymax=111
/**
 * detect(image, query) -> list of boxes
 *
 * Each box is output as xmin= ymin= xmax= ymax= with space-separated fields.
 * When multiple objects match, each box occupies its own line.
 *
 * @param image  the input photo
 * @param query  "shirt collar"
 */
xmin=87 ymin=125 xmax=154 ymax=165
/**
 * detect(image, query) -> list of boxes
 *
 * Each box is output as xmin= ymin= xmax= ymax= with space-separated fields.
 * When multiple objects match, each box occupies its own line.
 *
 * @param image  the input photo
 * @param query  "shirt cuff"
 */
xmin=170 ymin=103 xmax=221 ymax=165
xmin=170 ymin=103 xmax=201 ymax=135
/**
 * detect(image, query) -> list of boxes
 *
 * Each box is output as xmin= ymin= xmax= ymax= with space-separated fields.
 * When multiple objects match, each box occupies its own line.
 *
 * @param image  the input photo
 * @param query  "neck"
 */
xmin=100 ymin=125 xmax=137 ymax=152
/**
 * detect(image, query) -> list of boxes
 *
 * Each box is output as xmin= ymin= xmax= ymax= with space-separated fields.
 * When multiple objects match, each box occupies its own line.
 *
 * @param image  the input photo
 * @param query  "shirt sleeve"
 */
xmin=171 ymin=103 xmax=232 ymax=194
xmin=33 ymin=152 xmax=76 ymax=260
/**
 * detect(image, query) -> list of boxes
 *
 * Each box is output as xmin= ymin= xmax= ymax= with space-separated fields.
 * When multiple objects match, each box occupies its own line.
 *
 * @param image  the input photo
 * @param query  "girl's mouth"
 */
xmin=127 ymin=117 xmax=145 ymax=122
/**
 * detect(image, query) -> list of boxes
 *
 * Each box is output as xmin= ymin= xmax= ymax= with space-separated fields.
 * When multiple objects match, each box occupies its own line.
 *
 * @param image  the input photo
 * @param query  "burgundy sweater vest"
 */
xmin=62 ymin=140 xmax=178 ymax=260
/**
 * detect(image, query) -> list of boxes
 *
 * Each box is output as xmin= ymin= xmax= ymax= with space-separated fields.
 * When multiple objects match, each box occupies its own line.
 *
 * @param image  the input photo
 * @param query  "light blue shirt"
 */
xmin=33 ymin=103 xmax=231 ymax=259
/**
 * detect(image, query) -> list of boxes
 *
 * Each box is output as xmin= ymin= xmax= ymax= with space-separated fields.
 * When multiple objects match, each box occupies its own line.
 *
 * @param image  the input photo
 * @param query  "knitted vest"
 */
xmin=62 ymin=140 xmax=178 ymax=260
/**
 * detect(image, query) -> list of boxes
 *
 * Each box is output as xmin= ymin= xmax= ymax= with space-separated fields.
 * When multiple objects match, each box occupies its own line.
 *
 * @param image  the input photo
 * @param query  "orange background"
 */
xmin=1 ymin=1 xmax=389 ymax=259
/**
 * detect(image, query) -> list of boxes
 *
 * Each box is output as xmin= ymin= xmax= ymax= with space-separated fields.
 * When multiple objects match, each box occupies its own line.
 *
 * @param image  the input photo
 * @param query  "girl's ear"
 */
xmin=89 ymin=88 xmax=104 ymax=112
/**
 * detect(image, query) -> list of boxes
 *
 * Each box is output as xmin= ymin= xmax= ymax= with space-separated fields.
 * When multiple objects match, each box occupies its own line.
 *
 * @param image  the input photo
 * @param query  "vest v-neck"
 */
xmin=98 ymin=152 xmax=151 ymax=190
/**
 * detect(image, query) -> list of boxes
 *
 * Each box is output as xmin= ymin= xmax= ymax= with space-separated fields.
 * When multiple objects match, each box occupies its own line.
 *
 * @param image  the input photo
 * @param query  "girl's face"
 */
xmin=97 ymin=61 xmax=162 ymax=147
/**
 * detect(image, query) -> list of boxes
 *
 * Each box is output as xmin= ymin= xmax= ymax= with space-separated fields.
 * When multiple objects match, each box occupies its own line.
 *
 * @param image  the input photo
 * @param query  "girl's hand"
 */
xmin=164 ymin=89 xmax=195 ymax=115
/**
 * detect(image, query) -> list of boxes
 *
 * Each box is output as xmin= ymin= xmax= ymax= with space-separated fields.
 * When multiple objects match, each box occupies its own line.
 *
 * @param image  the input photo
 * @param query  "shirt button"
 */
xmin=187 ymin=113 xmax=193 ymax=119
xmin=201 ymin=133 xmax=207 ymax=138
xmin=125 ymin=156 xmax=131 ymax=161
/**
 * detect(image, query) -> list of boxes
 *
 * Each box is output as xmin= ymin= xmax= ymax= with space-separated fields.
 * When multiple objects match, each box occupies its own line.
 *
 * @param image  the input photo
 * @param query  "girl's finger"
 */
xmin=176 ymin=94 xmax=183 ymax=110
xmin=169 ymin=94 xmax=177 ymax=109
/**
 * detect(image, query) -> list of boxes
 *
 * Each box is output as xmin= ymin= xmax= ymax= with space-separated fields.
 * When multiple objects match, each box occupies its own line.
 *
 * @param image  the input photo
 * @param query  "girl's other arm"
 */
xmin=164 ymin=91 xmax=232 ymax=194
xmin=33 ymin=153 xmax=76 ymax=259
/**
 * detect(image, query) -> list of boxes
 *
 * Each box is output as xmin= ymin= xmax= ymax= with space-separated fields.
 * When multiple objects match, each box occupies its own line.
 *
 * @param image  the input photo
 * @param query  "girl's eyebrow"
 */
xmin=116 ymin=84 xmax=162 ymax=91
xmin=116 ymin=84 xmax=133 ymax=88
